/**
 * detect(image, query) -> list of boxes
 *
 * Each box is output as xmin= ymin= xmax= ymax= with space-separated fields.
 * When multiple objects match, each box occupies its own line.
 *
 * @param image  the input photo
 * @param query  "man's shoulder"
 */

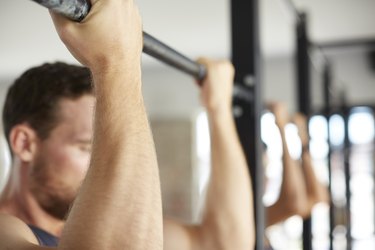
xmin=0 ymin=213 xmax=39 ymax=249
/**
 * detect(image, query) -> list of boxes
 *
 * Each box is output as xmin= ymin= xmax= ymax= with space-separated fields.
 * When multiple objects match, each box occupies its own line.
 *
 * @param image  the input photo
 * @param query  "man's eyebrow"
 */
xmin=76 ymin=139 xmax=92 ymax=143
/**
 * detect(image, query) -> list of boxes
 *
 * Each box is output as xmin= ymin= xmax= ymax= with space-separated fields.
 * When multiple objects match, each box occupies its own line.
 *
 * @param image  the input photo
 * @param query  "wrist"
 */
xmin=92 ymin=58 xmax=141 ymax=81
xmin=302 ymin=144 xmax=310 ymax=152
xmin=91 ymin=57 xmax=141 ymax=76
xmin=274 ymin=118 xmax=287 ymax=129
xmin=92 ymin=64 xmax=142 ymax=99
xmin=207 ymin=105 xmax=232 ymax=120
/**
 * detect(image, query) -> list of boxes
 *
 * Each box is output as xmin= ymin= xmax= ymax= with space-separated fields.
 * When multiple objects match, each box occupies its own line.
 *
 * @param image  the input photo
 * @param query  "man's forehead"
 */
xmin=55 ymin=96 xmax=94 ymax=132
xmin=57 ymin=95 xmax=94 ymax=114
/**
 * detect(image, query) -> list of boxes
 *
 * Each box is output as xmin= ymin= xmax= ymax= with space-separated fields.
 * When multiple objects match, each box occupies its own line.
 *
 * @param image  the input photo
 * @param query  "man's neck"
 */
xmin=0 ymin=168 xmax=65 ymax=237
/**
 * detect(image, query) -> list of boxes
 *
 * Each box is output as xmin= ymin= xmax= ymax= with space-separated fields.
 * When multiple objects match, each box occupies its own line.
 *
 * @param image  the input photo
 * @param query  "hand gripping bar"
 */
xmin=31 ymin=0 xmax=207 ymax=80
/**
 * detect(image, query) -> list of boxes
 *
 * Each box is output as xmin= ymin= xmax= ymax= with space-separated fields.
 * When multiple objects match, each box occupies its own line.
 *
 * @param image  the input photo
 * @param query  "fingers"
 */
xmin=197 ymin=57 xmax=234 ymax=114
xmin=268 ymin=102 xmax=285 ymax=112
xmin=292 ymin=113 xmax=308 ymax=130
xmin=195 ymin=57 xmax=209 ymax=85
xmin=196 ymin=57 xmax=234 ymax=76
xmin=49 ymin=10 xmax=70 ymax=32
xmin=267 ymin=102 xmax=290 ymax=129
xmin=196 ymin=57 xmax=209 ymax=65
xmin=48 ymin=0 xmax=143 ymax=70
xmin=49 ymin=10 xmax=76 ymax=47
xmin=292 ymin=113 xmax=307 ymax=123
xmin=292 ymin=113 xmax=310 ymax=145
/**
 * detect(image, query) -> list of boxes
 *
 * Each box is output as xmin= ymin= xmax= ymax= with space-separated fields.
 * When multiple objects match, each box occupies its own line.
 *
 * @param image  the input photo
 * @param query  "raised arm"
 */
xmin=52 ymin=1 xmax=163 ymax=249
xmin=0 ymin=0 xmax=163 ymax=249
xmin=266 ymin=103 xmax=309 ymax=227
xmin=292 ymin=113 xmax=330 ymax=208
xmin=164 ymin=58 xmax=254 ymax=250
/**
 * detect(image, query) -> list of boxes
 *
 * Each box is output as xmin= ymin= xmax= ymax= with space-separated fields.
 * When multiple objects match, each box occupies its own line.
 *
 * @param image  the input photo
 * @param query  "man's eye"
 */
xmin=79 ymin=144 xmax=92 ymax=152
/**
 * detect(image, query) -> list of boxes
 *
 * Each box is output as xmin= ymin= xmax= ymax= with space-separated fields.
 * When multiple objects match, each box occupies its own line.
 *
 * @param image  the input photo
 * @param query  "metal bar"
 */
xmin=30 ymin=0 xmax=256 ymax=104
xmin=295 ymin=12 xmax=312 ymax=250
xmin=316 ymin=38 xmax=375 ymax=50
xmin=231 ymin=0 xmax=264 ymax=249
xmin=323 ymin=61 xmax=335 ymax=250
xmin=31 ymin=0 xmax=90 ymax=21
xmin=30 ymin=0 xmax=207 ymax=80
xmin=142 ymin=32 xmax=206 ymax=80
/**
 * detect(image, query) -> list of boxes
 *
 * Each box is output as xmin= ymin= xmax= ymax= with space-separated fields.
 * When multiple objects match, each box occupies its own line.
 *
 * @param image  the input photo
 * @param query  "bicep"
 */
xmin=164 ymin=218 xmax=201 ymax=250
xmin=0 ymin=214 xmax=49 ymax=250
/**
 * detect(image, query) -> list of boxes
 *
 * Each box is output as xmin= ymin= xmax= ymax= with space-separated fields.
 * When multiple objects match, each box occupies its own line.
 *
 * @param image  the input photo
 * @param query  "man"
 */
xmin=0 ymin=0 xmax=255 ymax=249
xmin=265 ymin=103 xmax=329 ymax=226
xmin=0 ymin=0 xmax=163 ymax=249
xmin=265 ymin=102 xmax=311 ymax=226
xmin=292 ymin=112 xmax=330 ymax=209
xmin=162 ymin=58 xmax=255 ymax=250
xmin=264 ymin=103 xmax=329 ymax=249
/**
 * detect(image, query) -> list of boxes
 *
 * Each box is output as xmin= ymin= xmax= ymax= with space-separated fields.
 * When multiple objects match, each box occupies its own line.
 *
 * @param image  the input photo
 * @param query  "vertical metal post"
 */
xmin=231 ymin=0 xmax=264 ymax=249
xmin=323 ymin=61 xmax=335 ymax=250
xmin=373 ymin=110 xmax=375 ymax=246
xmin=296 ymin=13 xmax=311 ymax=115
xmin=295 ymin=12 xmax=312 ymax=250
xmin=342 ymin=97 xmax=352 ymax=250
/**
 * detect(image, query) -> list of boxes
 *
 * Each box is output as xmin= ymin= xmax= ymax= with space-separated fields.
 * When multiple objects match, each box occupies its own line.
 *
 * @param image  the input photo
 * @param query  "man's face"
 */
xmin=29 ymin=95 xmax=94 ymax=220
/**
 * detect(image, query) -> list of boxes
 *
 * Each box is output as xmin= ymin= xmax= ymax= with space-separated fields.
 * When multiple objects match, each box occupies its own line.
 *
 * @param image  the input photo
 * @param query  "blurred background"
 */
xmin=1 ymin=0 xmax=375 ymax=249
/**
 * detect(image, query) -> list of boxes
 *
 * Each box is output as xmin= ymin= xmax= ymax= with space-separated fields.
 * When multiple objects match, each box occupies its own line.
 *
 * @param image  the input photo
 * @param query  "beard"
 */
xmin=29 ymin=156 xmax=78 ymax=220
xmin=34 ymin=190 xmax=73 ymax=220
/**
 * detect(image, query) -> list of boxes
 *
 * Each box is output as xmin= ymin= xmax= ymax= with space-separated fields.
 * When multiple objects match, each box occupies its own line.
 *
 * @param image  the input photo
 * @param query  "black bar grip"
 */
xmin=31 ymin=0 xmax=90 ymax=22
xmin=30 ymin=0 xmax=207 ymax=80
xmin=143 ymin=32 xmax=206 ymax=80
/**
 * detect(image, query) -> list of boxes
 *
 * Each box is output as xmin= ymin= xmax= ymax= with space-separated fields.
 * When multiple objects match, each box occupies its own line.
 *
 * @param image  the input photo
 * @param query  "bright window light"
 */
xmin=351 ymin=194 xmax=374 ymax=239
xmin=195 ymin=111 xmax=211 ymax=195
xmin=261 ymin=112 xmax=283 ymax=206
xmin=196 ymin=111 xmax=210 ymax=160
xmin=348 ymin=108 xmax=374 ymax=145
xmin=329 ymin=114 xmax=345 ymax=146
xmin=309 ymin=139 xmax=329 ymax=159
xmin=0 ymin=134 xmax=11 ymax=195
xmin=309 ymin=115 xmax=329 ymax=159
xmin=261 ymin=112 xmax=282 ymax=160
xmin=309 ymin=115 xmax=328 ymax=140
xmin=285 ymin=123 xmax=302 ymax=160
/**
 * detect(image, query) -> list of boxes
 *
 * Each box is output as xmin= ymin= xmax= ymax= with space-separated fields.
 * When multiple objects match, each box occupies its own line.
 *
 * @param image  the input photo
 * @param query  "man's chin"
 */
xmin=42 ymin=198 xmax=74 ymax=220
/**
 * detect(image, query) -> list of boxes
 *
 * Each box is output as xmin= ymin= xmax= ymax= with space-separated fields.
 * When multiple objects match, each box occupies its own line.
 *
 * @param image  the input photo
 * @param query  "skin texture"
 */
xmin=0 ymin=96 xmax=94 ymax=235
xmin=265 ymin=103 xmax=330 ymax=227
xmin=163 ymin=58 xmax=255 ymax=250
xmin=0 ymin=1 xmax=256 ymax=249
xmin=0 ymin=0 xmax=163 ymax=249
xmin=29 ymin=96 xmax=93 ymax=221
xmin=292 ymin=113 xmax=330 ymax=208
xmin=265 ymin=102 xmax=310 ymax=227
xmin=0 ymin=58 xmax=256 ymax=250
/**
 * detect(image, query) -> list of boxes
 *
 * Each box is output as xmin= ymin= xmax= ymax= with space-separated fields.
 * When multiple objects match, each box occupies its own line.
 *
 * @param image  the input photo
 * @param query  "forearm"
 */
xmin=266 ymin=202 xmax=296 ymax=227
xmin=202 ymin=109 xmax=254 ymax=250
xmin=279 ymin=128 xmax=301 ymax=195
xmin=301 ymin=150 xmax=330 ymax=205
xmin=277 ymin=126 xmax=304 ymax=195
xmin=59 ymin=67 xmax=162 ymax=250
xmin=277 ymin=128 xmax=309 ymax=217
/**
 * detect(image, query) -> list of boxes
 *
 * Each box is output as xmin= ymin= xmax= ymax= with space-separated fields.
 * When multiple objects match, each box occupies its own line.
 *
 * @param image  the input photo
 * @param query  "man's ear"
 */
xmin=9 ymin=124 xmax=39 ymax=162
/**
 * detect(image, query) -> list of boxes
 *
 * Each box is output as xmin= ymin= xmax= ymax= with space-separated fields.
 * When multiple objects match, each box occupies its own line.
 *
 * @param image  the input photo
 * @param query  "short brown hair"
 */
xmin=3 ymin=62 xmax=93 ymax=143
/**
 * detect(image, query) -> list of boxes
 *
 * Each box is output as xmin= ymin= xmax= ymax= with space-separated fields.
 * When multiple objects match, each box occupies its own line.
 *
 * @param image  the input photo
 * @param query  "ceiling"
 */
xmin=1 ymin=0 xmax=374 ymax=77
